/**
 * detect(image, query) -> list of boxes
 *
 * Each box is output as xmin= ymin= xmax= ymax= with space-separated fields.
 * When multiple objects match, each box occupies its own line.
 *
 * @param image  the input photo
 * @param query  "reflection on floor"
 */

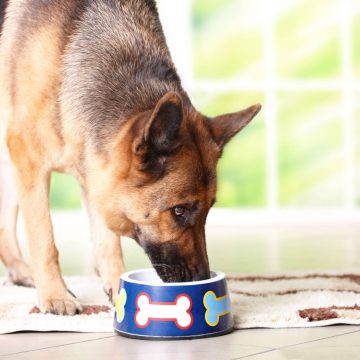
xmin=2 ymin=209 xmax=360 ymax=276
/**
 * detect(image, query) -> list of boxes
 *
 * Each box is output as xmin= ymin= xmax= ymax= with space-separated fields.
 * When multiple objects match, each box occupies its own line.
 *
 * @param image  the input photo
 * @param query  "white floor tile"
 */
xmin=0 ymin=332 xmax=115 ymax=356
xmin=226 ymin=326 xmax=360 ymax=348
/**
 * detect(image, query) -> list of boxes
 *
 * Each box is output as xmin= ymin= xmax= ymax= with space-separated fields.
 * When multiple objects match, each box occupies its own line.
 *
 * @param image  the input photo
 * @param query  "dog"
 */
xmin=0 ymin=0 xmax=261 ymax=315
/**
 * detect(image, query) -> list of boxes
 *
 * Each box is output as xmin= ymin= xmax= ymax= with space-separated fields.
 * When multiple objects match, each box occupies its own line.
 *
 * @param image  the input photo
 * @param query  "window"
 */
xmin=157 ymin=0 xmax=360 ymax=211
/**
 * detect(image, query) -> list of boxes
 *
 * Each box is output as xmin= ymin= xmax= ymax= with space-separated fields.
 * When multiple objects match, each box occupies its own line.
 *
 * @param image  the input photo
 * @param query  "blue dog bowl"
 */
xmin=114 ymin=268 xmax=233 ymax=339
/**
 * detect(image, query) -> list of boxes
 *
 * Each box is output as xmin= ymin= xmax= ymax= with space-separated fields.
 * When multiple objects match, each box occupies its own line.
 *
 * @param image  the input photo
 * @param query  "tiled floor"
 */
xmin=1 ymin=326 xmax=360 ymax=359
xmin=1 ymin=210 xmax=360 ymax=359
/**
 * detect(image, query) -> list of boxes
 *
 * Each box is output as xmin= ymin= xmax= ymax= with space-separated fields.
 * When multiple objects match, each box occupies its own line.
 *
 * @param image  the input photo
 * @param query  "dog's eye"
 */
xmin=173 ymin=206 xmax=187 ymax=217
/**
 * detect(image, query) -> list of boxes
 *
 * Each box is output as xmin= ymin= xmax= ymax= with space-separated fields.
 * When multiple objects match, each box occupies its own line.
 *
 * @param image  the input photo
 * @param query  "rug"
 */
xmin=1 ymin=272 xmax=360 ymax=334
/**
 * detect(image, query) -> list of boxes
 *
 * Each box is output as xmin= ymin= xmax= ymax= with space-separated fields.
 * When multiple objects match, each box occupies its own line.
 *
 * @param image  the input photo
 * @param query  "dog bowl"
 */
xmin=113 ymin=268 xmax=233 ymax=339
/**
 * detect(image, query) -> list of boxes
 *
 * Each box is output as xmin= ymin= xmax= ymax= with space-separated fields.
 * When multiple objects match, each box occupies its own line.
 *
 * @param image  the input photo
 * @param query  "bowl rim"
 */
xmin=120 ymin=268 xmax=225 ymax=286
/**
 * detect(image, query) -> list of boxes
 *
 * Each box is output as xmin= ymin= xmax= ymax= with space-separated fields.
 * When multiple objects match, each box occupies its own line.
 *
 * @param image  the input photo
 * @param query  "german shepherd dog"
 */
xmin=0 ymin=0 xmax=260 ymax=315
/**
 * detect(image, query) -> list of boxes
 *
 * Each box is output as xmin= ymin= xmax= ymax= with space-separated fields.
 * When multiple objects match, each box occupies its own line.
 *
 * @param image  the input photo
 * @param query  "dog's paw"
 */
xmin=7 ymin=260 xmax=35 ymax=287
xmin=39 ymin=292 xmax=83 ymax=316
xmin=97 ymin=263 xmax=123 ymax=305
xmin=103 ymin=278 xmax=120 ymax=305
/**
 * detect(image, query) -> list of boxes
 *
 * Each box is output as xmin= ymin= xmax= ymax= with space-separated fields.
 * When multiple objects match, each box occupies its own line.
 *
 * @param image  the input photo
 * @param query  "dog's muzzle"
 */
xmin=136 ymin=232 xmax=210 ymax=282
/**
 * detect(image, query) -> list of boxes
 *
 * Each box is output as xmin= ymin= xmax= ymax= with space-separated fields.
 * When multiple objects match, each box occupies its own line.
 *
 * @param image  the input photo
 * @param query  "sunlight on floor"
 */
xmin=1 ymin=210 xmax=360 ymax=277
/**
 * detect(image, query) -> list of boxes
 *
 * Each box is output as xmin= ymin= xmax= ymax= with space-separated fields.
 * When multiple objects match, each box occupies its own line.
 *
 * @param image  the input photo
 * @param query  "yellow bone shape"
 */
xmin=115 ymin=288 xmax=127 ymax=323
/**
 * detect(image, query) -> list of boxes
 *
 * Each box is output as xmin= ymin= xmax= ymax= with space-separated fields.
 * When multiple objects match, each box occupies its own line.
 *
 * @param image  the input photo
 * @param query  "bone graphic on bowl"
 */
xmin=203 ymin=291 xmax=231 ymax=326
xmin=134 ymin=292 xmax=193 ymax=329
xmin=115 ymin=288 xmax=127 ymax=323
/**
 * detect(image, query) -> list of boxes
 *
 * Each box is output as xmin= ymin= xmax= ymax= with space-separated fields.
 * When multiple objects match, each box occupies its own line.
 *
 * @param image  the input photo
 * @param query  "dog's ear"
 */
xmin=209 ymin=104 xmax=261 ymax=149
xmin=132 ymin=92 xmax=183 ymax=176
xmin=135 ymin=92 xmax=183 ymax=154
xmin=144 ymin=92 xmax=183 ymax=152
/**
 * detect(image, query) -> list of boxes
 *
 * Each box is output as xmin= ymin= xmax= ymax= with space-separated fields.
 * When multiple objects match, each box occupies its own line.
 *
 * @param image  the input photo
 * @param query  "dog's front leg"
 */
xmin=8 ymin=143 xmax=82 ymax=315
xmin=82 ymin=191 xmax=125 ymax=304
xmin=93 ymin=221 xmax=125 ymax=305
xmin=0 ymin=156 xmax=33 ymax=287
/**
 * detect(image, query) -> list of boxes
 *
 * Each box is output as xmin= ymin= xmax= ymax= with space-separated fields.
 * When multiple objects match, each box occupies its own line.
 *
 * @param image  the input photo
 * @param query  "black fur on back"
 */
xmin=0 ymin=0 xmax=8 ymax=35
xmin=61 ymin=0 xmax=191 ymax=147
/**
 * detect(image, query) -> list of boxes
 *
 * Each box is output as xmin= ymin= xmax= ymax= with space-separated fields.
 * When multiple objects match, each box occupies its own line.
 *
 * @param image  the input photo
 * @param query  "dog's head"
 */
xmin=105 ymin=92 xmax=260 ymax=282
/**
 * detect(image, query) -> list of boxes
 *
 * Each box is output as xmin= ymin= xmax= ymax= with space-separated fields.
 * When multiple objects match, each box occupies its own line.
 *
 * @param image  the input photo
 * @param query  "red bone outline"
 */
xmin=134 ymin=292 xmax=194 ymax=330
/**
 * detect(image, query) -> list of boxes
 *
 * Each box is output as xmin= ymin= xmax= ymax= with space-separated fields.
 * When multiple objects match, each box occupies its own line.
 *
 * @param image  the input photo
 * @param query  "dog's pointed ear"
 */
xmin=135 ymin=92 xmax=183 ymax=154
xmin=209 ymin=104 xmax=261 ymax=149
